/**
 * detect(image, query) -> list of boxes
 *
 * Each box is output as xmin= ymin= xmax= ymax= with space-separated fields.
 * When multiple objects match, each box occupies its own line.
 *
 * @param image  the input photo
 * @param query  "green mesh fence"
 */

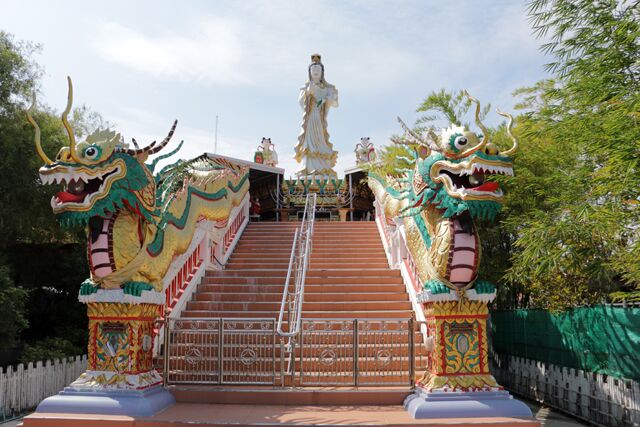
xmin=491 ymin=305 xmax=640 ymax=381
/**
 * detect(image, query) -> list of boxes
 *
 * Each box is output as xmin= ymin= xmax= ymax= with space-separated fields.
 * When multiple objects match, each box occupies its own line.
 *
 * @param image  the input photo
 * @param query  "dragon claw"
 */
xmin=474 ymin=280 xmax=496 ymax=294
xmin=79 ymin=280 xmax=99 ymax=296
xmin=424 ymin=279 xmax=451 ymax=295
xmin=121 ymin=281 xmax=154 ymax=297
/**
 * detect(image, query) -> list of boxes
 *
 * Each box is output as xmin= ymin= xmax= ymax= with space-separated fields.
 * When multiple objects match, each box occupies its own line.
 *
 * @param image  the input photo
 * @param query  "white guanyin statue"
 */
xmin=294 ymin=54 xmax=339 ymax=178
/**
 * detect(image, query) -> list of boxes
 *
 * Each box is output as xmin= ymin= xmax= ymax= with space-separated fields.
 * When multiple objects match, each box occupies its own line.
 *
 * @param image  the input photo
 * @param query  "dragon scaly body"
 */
xmin=368 ymin=93 xmax=517 ymax=300
xmin=28 ymin=78 xmax=249 ymax=301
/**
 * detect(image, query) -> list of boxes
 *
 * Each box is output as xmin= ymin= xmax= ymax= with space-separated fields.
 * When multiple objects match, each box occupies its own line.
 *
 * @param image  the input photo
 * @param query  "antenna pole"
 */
xmin=214 ymin=115 xmax=219 ymax=154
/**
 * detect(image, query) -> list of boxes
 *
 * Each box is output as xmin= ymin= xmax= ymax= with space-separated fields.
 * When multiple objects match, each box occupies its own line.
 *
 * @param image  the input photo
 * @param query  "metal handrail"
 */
xmin=276 ymin=193 xmax=316 ymax=380
xmin=277 ymin=193 xmax=316 ymax=339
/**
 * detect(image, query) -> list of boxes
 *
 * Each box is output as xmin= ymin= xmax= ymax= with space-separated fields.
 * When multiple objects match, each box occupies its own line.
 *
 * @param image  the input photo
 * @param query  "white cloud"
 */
xmin=91 ymin=3 xmax=426 ymax=93
xmin=94 ymin=19 xmax=249 ymax=85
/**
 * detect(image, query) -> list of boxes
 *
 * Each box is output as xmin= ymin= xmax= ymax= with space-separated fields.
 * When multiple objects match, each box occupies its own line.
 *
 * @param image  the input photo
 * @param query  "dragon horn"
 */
xmin=115 ymin=141 xmax=155 ymax=156
xmin=26 ymin=92 xmax=53 ymax=165
xmin=458 ymin=91 xmax=490 ymax=158
xmin=116 ymin=120 xmax=177 ymax=156
xmin=147 ymin=120 xmax=178 ymax=154
xmin=496 ymin=109 xmax=518 ymax=156
xmin=62 ymin=77 xmax=81 ymax=163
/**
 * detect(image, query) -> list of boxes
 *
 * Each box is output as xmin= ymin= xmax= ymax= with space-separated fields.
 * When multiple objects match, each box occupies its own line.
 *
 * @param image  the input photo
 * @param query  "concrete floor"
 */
xmin=525 ymin=402 xmax=587 ymax=426
xmin=1 ymin=401 xmax=588 ymax=427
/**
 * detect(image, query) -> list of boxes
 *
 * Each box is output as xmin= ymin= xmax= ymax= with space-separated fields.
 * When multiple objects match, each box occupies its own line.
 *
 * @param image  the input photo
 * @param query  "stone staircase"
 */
xmin=169 ymin=221 xmax=424 ymax=405
xmin=186 ymin=222 xmax=412 ymax=320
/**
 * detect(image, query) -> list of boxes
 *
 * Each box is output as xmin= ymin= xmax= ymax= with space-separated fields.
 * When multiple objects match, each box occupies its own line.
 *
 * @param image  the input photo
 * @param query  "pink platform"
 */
xmin=21 ymin=403 xmax=541 ymax=427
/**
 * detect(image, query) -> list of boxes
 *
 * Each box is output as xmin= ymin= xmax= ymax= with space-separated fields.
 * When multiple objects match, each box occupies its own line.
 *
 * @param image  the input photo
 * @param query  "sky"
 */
xmin=2 ymin=0 xmax=549 ymax=175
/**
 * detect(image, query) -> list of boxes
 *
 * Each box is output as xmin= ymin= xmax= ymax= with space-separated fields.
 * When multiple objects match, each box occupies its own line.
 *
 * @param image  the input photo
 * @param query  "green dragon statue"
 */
xmin=27 ymin=77 xmax=249 ymax=302
xmin=368 ymin=93 xmax=517 ymax=301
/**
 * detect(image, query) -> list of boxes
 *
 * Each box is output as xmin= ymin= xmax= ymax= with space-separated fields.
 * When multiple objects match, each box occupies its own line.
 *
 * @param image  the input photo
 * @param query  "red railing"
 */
xmin=159 ymin=233 xmax=207 ymax=321
xmin=212 ymin=203 xmax=247 ymax=265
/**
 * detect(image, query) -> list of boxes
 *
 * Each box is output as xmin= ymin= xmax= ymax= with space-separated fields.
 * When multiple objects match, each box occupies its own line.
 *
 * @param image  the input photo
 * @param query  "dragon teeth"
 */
xmin=469 ymin=164 xmax=515 ymax=176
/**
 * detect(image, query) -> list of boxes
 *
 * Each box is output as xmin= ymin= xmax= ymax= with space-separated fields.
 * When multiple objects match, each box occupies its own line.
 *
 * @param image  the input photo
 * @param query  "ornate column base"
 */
xmin=405 ymin=388 xmax=532 ymax=419
xmin=32 ymin=296 xmax=175 ymax=416
xmin=405 ymin=295 xmax=534 ymax=420
xmin=34 ymin=384 xmax=175 ymax=417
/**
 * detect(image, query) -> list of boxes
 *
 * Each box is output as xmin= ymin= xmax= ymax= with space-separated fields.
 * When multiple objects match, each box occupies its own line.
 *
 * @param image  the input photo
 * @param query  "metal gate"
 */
xmin=163 ymin=317 xmax=422 ymax=387
xmin=298 ymin=319 xmax=415 ymax=387
xmin=164 ymin=318 xmax=276 ymax=385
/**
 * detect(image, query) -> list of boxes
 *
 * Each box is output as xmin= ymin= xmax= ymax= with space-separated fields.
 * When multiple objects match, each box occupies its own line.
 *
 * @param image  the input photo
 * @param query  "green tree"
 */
xmin=504 ymin=0 xmax=640 ymax=308
xmin=0 ymin=265 xmax=27 ymax=354
xmin=0 ymin=31 xmax=109 ymax=363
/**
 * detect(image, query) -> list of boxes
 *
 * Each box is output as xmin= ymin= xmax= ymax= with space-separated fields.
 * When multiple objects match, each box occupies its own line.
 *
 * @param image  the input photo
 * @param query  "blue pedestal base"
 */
xmin=405 ymin=388 xmax=533 ymax=419
xmin=35 ymin=385 xmax=176 ymax=417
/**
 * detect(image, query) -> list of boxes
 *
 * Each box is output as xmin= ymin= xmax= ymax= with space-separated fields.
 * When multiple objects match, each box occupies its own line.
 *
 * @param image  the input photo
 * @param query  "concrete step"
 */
xmin=196 ymin=284 xmax=406 ymax=293
xmin=200 ymin=276 xmax=403 ymax=285
xmin=169 ymin=386 xmax=411 ymax=405
xmin=181 ymin=310 xmax=413 ymax=319
xmin=191 ymin=292 xmax=409 ymax=302
xmin=308 ymin=262 xmax=390 ymax=269
xmin=200 ymin=275 xmax=401 ymax=283
xmin=205 ymin=269 xmax=401 ymax=278
xmin=230 ymin=251 xmax=387 ymax=259
xmin=186 ymin=301 xmax=413 ymax=312
xmin=225 ymin=261 xmax=391 ymax=269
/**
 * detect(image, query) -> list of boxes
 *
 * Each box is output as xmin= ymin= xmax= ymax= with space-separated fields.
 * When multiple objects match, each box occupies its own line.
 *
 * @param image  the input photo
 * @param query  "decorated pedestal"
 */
xmin=35 ymin=297 xmax=175 ymax=416
xmin=405 ymin=296 xmax=531 ymax=419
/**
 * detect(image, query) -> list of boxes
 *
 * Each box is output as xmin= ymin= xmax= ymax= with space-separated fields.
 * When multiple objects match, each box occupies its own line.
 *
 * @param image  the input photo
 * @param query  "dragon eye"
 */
xmin=84 ymin=145 xmax=100 ymax=160
xmin=454 ymin=136 xmax=468 ymax=151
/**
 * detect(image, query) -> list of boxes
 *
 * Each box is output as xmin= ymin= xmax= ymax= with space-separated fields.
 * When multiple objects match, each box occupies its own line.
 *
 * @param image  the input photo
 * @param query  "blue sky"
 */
xmin=3 ymin=0 xmax=549 ymax=175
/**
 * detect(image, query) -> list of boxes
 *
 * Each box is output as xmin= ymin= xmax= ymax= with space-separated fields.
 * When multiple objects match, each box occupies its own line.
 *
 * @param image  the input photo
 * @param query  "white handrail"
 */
xmin=277 ymin=193 xmax=316 ymax=343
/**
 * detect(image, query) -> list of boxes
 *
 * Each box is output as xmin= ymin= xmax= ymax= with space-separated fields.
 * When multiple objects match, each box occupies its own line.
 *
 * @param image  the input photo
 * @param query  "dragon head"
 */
xmin=26 ymin=78 xmax=180 ymax=228
xmin=394 ymin=92 xmax=517 ymax=220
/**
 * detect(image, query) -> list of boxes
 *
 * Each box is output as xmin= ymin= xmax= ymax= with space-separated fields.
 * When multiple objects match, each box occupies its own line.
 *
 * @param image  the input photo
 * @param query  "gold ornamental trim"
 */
xmin=418 ymin=372 xmax=499 ymax=391
xmin=87 ymin=302 xmax=161 ymax=319
xmin=424 ymin=300 xmax=489 ymax=317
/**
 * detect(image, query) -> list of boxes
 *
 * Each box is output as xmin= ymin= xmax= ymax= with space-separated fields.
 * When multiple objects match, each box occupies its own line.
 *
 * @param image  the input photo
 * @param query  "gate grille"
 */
xmin=165 ymin=318 xmax=276 ymax=385
xmin=163 ymin=317 xmax=421 ymax=387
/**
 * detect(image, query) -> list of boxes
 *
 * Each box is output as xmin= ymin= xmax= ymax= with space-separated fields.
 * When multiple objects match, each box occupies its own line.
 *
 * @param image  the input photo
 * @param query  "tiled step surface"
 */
xmin=169 ymin=386 xmax=412 ymax=405
xmin=183 ymin=221 xmax=409 ymax=320
xmin=172 ymin=221 xmax=417 ymax=394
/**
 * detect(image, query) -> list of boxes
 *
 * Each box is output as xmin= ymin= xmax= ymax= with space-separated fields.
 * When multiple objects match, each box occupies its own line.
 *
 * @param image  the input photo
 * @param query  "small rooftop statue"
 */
xmin=354 ymin=137 xmax=376 ymax=164
xmin=254 ymin=137 xmax=278 ymax=167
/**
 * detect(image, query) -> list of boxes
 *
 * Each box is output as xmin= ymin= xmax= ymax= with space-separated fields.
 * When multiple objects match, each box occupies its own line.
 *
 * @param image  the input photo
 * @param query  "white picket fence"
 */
xmin=491 ymin=353 xmax=640 ymax=426
xmin=0 ymin=355 xmax=86 ymax=419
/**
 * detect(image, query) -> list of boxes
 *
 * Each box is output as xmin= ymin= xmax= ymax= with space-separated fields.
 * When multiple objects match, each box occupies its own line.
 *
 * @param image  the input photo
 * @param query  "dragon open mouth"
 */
xmin=39 ymin=161 xmax=125 ymax=212
xmin=432 ymin=160 xmax=513 ymax=200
